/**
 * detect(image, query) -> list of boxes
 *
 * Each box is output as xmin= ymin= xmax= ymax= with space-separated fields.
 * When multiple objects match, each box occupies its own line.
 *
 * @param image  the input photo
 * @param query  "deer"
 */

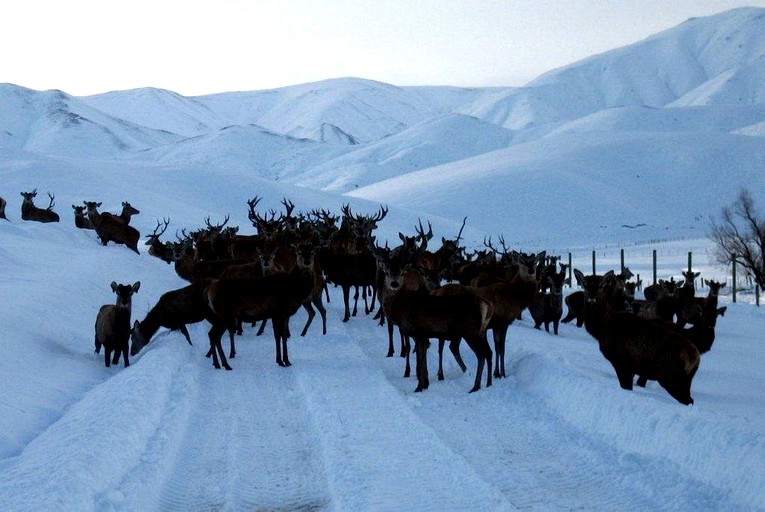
xmin=322 ymin=204 xmax=387 ymax=322
xmin=674 ymin=270 xmax=701 ymax=327
xmin=103 ymin=201 xmax=140 ymax=225
xmin=145 ymin=218 xmax=174 ymax=264
xmin=204 ymin=245 xmax=316 ymax=370
xmin=20 ymin=189 xmax=59 ymax=223
xmin=379 ymin=252 xmax=494 ymax=393
xmin=84 ymin=201 xmax=140 ymax=254
xmin=95 ymin=281 xmax=140 ymax=368
xmin=472 ymin=251 xmax=543 ymax=378
xmin=530 ymin=268 xmax=566 ymax=335
xmin=576 ymin=269 xmax=700 ymax=406
xmin=0 ymin=196 xmax=8 ymax=221
xmin=72 ymin=204 xmax=94 ymax=229
xmin=130 ymin=281 xmax=213 ymax=356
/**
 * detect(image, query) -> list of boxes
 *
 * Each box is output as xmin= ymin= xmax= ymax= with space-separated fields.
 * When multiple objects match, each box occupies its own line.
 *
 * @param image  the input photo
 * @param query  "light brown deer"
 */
xmin=95 ymin=281 xmax=140 ymax=368
xmin=380 ymin=254 xmax=494 ymax=393
xmin=20 ymin=189 xmax=59 ymax=223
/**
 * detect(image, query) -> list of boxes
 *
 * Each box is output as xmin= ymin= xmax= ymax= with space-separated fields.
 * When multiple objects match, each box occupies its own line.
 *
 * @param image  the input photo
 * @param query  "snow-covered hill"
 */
xmin=2 ymin=7 xmax=765 ymax=510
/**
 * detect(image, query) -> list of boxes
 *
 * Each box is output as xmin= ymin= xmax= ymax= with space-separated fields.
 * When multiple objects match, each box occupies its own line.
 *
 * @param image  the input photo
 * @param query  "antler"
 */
xmin=415 ymin=218 xmax=433 ymax=251
xmin=46 ymin=192 xmax=55 ymax=210
xmin=246 ymin=196 xmax=262 ymax=222
xmin=204 ymin=214 xmax=230 ymax=232
xmin=147 ymin=217 xmax=170 ymax=239
xmin=281 ymin=198 xmax=296 ymax=218
xmin=455 ymin=216 xmax=467 ymax=243
xmin=371 ymin=205 xmax=388 ymax=223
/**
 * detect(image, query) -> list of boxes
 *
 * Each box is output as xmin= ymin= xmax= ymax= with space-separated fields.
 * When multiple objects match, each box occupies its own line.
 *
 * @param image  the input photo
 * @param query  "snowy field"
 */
xmin=2 ymin=7 xmax=765 ymax=511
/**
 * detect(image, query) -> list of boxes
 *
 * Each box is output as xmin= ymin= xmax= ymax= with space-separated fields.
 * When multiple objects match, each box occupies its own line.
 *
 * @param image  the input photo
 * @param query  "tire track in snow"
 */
xmin=293 ymin=316 xmax=516 ymax=511
xmin=152 ymin=326 xmax=332 ymax=511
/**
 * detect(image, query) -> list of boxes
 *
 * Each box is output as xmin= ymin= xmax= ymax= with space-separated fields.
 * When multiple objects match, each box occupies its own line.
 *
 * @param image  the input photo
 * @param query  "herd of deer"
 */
xmin=3 ymin=191 xmax=727 ymax=404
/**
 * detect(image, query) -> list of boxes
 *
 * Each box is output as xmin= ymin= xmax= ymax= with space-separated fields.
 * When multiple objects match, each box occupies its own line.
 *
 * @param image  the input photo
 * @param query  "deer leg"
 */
xmin=122 ymin=345 xmax=130 ymax=367
xmin=614 ymin=366 xmax=634 ymax=390
xmin=352 ymin=286 xmax=360 ymax=317
xmin=636 ymin=375 xmax=648 ymax=388
xmin=403 ymin=335 xmax=411 ymax=378
xmin=179 ymin=324 xmax=193 ymax=346
xmin=437 ymin=338 xmax=446 ymax=381
xmin=342 ymin=285 xmax=351 ymax=322
xmin=228 ymin=324 xmax=237 ymax=359
xmin=553 ymin=320 xmax=559 ymax=335
xmin=492 ymin=325 xmax=508 ymax=378
xmin=281 ymin=320 xmax=291 ymax=367
xmin=300 ymin=301 xmax=315 ymax=337
xmin=449 ymin=338 xmax=467 ymax=373
xmin=207 ymin=323 xmax=231 ymax=370
xmin=386 ymin=318 xmax=395 ymax=357
xmin=256 ymin=319 xmax=268 ymax=336
xmin=94 ymin=334 xmax=102 ymax=354
xmin=313 ymin=292 xmax=327 ymax=335
xmin=112 ymin=349 xmax=121 ymax=365
xmin=413 ymin=337 xmax=430 ymax=392
xmin=104 ymin=348 xmax=111 ymax=368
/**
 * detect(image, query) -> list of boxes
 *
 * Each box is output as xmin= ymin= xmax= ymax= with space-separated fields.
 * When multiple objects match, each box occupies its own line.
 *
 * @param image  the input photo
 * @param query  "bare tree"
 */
xmin=710 ymin=189 xmax=765 ymax=289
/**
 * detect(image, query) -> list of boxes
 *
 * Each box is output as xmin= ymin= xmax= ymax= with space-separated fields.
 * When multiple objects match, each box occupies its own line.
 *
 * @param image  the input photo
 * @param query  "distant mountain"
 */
xmin=81 ymin=87 xmax=227 ymax=137
xmin=463 ymin=7 xmax=765 ymax=129
xmin=0 ymin=84 xmax=181 ymax=158
xmin=194 ymin=78 xmax=443 ymax=143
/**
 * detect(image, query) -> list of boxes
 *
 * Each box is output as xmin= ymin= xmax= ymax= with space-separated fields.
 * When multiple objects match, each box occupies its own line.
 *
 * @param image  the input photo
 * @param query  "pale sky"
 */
xmin=3 ymin=0 xmax=765 ymax=97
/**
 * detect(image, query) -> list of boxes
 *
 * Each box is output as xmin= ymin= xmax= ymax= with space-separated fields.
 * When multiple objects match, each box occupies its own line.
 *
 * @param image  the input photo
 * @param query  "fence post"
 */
xmin=621 ymin=249 xmax=625 ymax=275
xmin=568 ymin=252 xmax=573 ymax=287
xmin=652 ymin=249 xmax=657 ymax=285
xmin=757 ymin=285 xmax=760 ymax=307
xmin=687 ymin=251 xmax=692 ymax=273
xmin=732 ymin=255 xmax=737 ymax=303
xmin=592 ymin=250 xmax=596 ymax=275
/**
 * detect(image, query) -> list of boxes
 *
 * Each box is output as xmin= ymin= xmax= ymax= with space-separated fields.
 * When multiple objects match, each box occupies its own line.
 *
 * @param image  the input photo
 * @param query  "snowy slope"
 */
xmin=287 ymin=114 xmax=515 ymax=192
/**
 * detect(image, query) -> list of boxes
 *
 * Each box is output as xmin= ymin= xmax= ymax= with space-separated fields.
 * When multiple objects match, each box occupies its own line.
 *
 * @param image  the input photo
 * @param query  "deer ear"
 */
xmin=573 ymin=269 xmax=585 ymax=285
xmin=132 ymin=281 xmax=141 ymax=293
xmin=399 ymin=233 xmax=405 ymax=242
xmin=110 ymin=281 xmax=118 ymax=292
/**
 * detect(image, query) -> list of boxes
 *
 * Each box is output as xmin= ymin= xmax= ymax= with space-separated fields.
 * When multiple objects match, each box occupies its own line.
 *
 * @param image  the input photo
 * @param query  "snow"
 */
xmin=2 ymin=7 xmax=765 ymax=511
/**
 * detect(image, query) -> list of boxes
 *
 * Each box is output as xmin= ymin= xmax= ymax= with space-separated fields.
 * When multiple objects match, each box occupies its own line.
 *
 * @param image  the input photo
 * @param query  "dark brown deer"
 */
xmin=380 ymin=254 xmax=494 ymax=393
xmin=577 ymin=269 xmax=700 ymax=405
xmin=72 ymin=204 xmax=94 ymax=229
xmin=674 ymin=270 xmax=701 ymax=327
xmin=204 ymin=248 xmax=316 ymax=370
xmin=473 ymin=252 xmax=542 ymax=378
xmin=0 ymin=196 xmax=8 ymax=221
xmin=85 ymin=201 xmax=140 ymax=254
xmin=20 ymin=189 xmax=59 ymax=223
xmin=530 ymin=269 xmax=566 ymax=334
xmin=145 ymin=218 xmax=174 ymax=264
xmin=322 ymin=204 xmax=387 ymax=322
xmin=103 ymin=201 xmax=140 ymax=225
xmin=130 ymin=281 xmax=213 ymax=356
xmin=95 ymin=281 xmax=140 ymax=368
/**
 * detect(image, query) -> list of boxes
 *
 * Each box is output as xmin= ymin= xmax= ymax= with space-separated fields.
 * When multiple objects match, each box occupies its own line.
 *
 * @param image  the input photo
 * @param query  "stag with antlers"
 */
xmin=20 ymin=189 xmax=59 ymax=223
